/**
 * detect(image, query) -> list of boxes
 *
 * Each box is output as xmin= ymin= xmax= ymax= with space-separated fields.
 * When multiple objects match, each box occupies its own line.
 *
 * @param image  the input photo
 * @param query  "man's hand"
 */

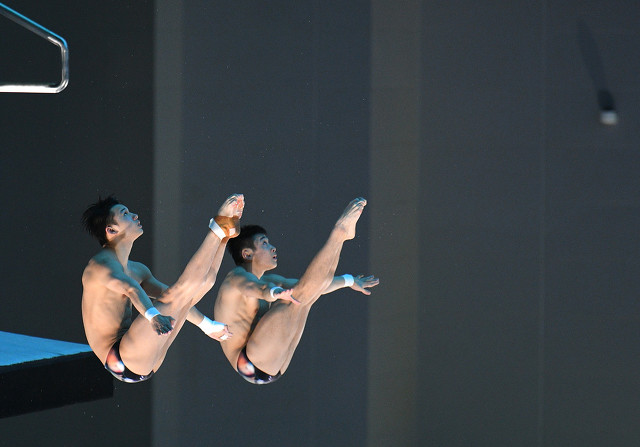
xmin=151 ymin=314 xmax=175 ymax=335
xmin=271 ymin=287 xmax=301 ymax=305
xmin=351 ymin=275 xmax=380 ymax=295
xmin=207 ymin=324 xmax=233 ymax=342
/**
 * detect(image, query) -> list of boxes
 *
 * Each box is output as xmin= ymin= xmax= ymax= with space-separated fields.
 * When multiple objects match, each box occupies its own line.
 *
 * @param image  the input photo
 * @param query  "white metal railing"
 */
xmin=0 ymin=2 xmax=68 ymax=93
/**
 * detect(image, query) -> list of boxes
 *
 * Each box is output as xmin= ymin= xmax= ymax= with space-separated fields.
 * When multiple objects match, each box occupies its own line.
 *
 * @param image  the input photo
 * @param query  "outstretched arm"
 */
xmin=262 ymin=272 xmax=379 ymax=296
xmin=322 ymin=274 xmax=380 ymax=295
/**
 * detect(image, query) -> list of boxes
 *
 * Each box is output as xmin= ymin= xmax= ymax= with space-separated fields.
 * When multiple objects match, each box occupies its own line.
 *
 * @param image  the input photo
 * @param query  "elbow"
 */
xmin=124 ymin=284 xmax=142 ymax=300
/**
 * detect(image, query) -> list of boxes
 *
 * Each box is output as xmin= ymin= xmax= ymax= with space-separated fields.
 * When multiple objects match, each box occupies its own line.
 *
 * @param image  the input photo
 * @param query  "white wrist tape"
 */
xmin=144 ymin=307 xmax=161 ymax=321
xmin=209 ymin=218 xmax=226 ymax=239
xmin=197 ymin=316 xmax=226 ymax=335
xmin=270 ymin=287 xmax=282 ymax=299
xmin=342 ymin=274 xmax=354 ymax=287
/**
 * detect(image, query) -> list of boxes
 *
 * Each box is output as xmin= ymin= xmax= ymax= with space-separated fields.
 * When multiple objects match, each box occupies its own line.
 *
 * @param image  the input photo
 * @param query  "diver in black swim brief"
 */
xmin=237 ymin=347 xmax=281 ymax=385
xmin=105 ymin=339 xmax=154 ymax=383
xmin=212 ymin=199 xmax=378 ymax=385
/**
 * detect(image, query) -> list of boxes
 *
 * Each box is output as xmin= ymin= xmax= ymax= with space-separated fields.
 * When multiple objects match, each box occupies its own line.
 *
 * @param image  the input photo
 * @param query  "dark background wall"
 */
xmin=1 ymin=1 xmax=639 ymax=447
xmin=416 ymin=1 xmax=640 ymax=446
xmin=151 ymin=1 xmax=371 ymax=446
xmin=1 ymin=1 xmax=154 ymax=446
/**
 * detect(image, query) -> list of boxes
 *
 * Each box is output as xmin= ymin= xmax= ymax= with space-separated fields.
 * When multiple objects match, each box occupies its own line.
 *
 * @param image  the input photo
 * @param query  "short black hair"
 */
xmin=82 ymin=195 xmax=121 ymax=246
xmin=227 ymin=225 xmax=268 ymax=265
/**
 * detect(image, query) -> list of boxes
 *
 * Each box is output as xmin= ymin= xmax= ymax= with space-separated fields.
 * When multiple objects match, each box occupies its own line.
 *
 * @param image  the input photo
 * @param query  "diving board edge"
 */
xmin=0 ymin=351 xmax=113 ymax=418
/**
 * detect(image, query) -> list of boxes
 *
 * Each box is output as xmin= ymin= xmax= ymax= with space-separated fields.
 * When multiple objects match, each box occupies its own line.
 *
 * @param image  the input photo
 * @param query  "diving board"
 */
xmin=0 ymin=331 xmax=113 ymax=418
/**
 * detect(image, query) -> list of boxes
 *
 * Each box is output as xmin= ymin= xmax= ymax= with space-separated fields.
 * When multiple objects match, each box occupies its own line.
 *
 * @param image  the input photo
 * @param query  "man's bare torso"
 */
xmin=213 ymin=267 xmax=267 ymax=369
xmin=81 ymin=250 xmax=148 ymax=363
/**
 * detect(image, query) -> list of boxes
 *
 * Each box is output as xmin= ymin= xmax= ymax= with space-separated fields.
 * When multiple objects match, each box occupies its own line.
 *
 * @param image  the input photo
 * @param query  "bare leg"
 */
xmin=273 ymin=302 xmax=311 ymax=374
xmin=191 ymin=238 xmax=229 ymax=307
xmin=152 ymin=239 xmax=229 ymax=371
xmin=246 ymin=198 xmax=366 ymax=375
xmin=120 ymin=194 xmax=243 ymax=375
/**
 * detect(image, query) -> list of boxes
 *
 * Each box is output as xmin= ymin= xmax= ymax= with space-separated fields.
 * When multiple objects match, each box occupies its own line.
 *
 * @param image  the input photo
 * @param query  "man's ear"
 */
xmin=241 ymin=248 xmax=253 ymax=261
xmin=106 ymin=226 xmax=118 ymax=236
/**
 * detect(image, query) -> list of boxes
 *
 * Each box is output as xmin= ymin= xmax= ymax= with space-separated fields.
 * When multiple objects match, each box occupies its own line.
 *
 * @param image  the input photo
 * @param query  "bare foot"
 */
xmin=334 ymin=197 xmax=367 ymax=240
xmin=218 ymin=194 xmax=244 ymax=219
xmin=211 ymin=194 xmax=244 ymax=238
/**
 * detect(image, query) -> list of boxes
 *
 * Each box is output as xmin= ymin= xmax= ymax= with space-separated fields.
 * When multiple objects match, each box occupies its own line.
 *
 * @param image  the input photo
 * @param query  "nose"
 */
xmin=133 ymin=213 xmax=138 ymax=220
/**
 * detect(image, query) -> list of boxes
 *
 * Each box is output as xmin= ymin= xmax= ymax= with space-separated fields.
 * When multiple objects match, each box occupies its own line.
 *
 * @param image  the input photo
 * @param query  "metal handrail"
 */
xmin=0 ymin=2 xmax=68 ymax=93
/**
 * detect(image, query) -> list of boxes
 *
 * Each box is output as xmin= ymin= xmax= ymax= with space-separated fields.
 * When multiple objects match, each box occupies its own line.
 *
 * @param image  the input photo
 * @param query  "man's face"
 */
xmin=250 ymin=234 xmax=277 ymax=269
xmin=108 ymin=204 xmax=143 ymax=238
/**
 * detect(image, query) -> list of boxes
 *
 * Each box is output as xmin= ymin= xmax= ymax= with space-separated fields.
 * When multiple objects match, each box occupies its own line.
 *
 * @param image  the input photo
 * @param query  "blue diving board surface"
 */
xmin=0 ymin=331 xmax=113 ymax=418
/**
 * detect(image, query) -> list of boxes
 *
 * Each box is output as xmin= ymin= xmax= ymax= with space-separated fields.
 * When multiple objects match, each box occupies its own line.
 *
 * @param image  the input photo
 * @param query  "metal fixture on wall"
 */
xmin=0 ymin=2 xmax=68 ymax=93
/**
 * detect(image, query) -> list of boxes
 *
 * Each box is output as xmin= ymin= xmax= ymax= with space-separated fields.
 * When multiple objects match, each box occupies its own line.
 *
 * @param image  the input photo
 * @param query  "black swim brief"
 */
xmin=237 ymin=347 xmax=281 ymax=385
xmin=104 ymin=339 xmax=154 ymax=383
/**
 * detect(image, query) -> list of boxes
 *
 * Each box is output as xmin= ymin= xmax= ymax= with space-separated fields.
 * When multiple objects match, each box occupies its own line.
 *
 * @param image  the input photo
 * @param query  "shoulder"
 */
xmin=220 ymin=266 xmax=258 ymax=289
xmin=224 ymin=266 xmax=252 ymax=283
xmin=82 ymin=251 xmax=121 ymax=285
xmin=84 ymin=251 xmax=118 ymax=274
xmin=262 ymin=273 xmax=297 ymax=288
xmin=228 ymin=266 xmax=251 ymax=278
xmin=262 ymin=273 xmax=287 ymax=283
xmin=128 ymin=260 xmax=152 ymax=278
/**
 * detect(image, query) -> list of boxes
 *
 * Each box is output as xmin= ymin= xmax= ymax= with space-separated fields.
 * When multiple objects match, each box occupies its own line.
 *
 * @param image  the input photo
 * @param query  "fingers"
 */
xmin=277 ymin=289 xmax=300 ymax=305
xmin=213 ymin=326 xmax=233 ymax=342
xmin=217 ymin=331 xmax=230 ymax=341
xmin=353 ymin=275 xmax=379 ymax=294
xmin=362 ymin=276 xmax=379 ymax=287
xmin=156 ymin=316 xmax=175 ymax=336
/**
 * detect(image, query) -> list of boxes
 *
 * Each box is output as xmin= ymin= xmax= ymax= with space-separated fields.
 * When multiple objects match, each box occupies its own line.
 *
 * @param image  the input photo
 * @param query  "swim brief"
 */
xmin=237 ymin=347 xmax=281 ymax=385
xmin=104 ymin=339 xmax=154 ymax=383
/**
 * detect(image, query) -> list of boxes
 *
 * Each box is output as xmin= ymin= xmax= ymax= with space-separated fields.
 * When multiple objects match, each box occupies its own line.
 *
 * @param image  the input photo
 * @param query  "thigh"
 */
xmin=245 ymin=302 xmax=310 ymax=369
xmin=119 ymin=301 xmax=191 ymax=375
xmin=118 ymin=314 xmax=169 ymax=374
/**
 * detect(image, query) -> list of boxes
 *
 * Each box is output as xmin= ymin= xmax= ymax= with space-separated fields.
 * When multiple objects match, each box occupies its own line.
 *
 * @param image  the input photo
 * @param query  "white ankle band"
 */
xmin=144 ymin=307 xmax=160 ymax=321
xmin=342 ymin=274 xmax=354 ymax=287
xmin=197 ymin=316 xmax=226 ymax=335
xmin=209 ymin=218 xmax=226 ymax=239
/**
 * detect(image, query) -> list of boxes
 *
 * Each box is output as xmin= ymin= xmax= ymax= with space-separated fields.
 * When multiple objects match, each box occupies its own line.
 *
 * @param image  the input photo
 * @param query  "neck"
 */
xmin=105 ymin=239 xmax=134 ymax=267
xmin=241 ymin=262 xmax=266 ymax=279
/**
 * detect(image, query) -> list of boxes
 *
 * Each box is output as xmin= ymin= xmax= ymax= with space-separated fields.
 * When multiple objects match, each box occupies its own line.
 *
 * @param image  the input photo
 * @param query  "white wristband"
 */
xmin=144 ymin=307 xmax=161 ymax=321
xmin=208 ymin=218 xmax=226 ymax=239
xmin=342 ymin=274 xmax=354 ymax=287
xmin=197 ymin=316 xmax=226 ymax=335
xmin=269 ymin=287 xmax=282 ymax=299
